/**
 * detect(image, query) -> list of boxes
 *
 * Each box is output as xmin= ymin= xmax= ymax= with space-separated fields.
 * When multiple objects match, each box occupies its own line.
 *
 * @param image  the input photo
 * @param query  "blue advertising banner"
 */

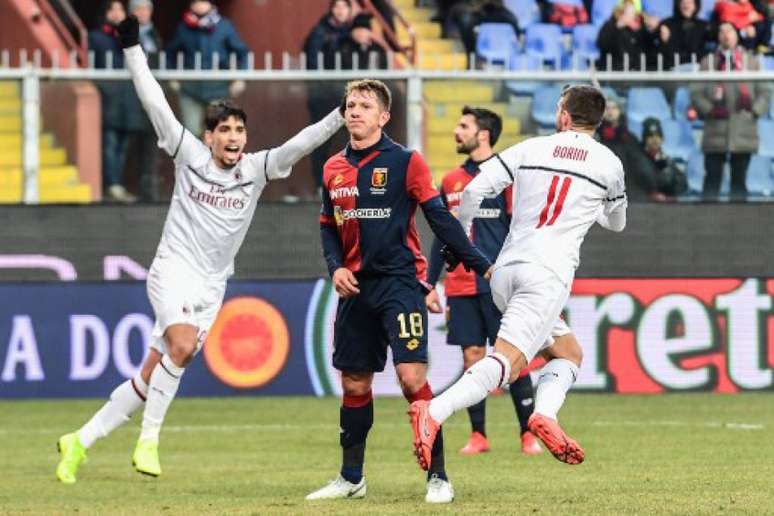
xmin=0 ymin=281 xmax=320 ymax=398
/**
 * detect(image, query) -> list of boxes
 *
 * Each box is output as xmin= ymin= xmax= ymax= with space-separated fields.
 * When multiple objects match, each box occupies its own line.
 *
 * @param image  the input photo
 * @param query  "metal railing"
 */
xmin=3 ymin=49 xmax=774 ymax=203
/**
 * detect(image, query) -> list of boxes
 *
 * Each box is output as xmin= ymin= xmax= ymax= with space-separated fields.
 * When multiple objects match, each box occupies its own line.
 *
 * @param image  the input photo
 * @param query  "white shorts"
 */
xmin=146 ymin=255 xmax=226 ymax=355
xmin=491 ymin=262 xmax=571 ymax=362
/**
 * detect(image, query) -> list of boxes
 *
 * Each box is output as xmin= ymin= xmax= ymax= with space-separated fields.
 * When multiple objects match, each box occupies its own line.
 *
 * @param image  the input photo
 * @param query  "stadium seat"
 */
xmin=592 ymin=0 xmax=618 ymax=26
xmin=525 ymin=24 xmax=563 ymax=67
xmin=642 ymin=0 xmax=672 ymax=19
xmin=505 ymin=54 xmax=542 ymax=96
xmin=685 ymin=150 xmax=705 ymax=194
xmin=746 ymin=154 xmax=772 ymax=196
xmin=761 ymin=55 xmax=774 ymax=71
xmin=531 ymin=84 xmax=564 ymax=127
xmin=569 ymin=24 xmax=600 ymax=69
xmin=627 ymin=87 xmax=672 ymax=139
xmin=697 ymin=0 xmax=715 ymax=20
xmin=476 ymin=23 xmax=520 ymax=66
xmin=505 ymin=0 xmax=541 ymax=28
xmin=661 ymin=119 xmax=696 ymax=162
xmin=758 ymin=119 xmax=774 ymax=157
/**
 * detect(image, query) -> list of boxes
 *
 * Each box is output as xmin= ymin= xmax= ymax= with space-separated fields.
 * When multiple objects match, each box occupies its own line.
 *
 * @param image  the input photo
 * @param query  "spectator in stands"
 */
xmin=130 ymin=0 xmax=162 ymax=201
xmin=658 ymin=0 xmax=710 ymax=68
xmin=369 ymin=0 xmax=396 ymax=31
xmin=596 ymin=0 xmax=659 ymax=70
xmin=304 ymin=0 xmax=353 ymax=191
xmin=711 ymin=0 xmax=770 ymax=51
xmin=640 ymin=117 xmax=688 ymax=198
xmin=597 ymin=97 xmax=668 ymax=201
xmin=89 ymin=0 xmax=137 ymax=203
xmin=545 ymin=0 xmax=590 ymax=29
xmin=165 ymin=0 xmax=249 ymax=136
xmin=691 ymin=22 xmax=771 ymax=200
xmin=340 ymin=13 xmax=389 ymax=69
xmin=451 ymin=0 xmax=521 ymax=58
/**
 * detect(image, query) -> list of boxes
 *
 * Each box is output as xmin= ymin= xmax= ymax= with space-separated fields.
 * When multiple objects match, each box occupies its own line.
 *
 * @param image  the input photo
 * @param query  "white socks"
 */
xmin=534 ymin=358 xmax=579 ymax=420
xmin=139 ymin=354 xmax=185 ymax=443
xmin=429 ymin=353 xmax=511 ymax=424
xmin=78 ymin=376 xmax=148 ymax=448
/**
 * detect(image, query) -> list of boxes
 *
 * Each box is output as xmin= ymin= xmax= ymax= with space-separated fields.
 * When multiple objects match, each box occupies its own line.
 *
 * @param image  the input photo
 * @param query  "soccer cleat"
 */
xmin=425 ymin=474 xmax=454 ymax=503
xmin=305 ymin=475 xmax=366 ymax=500
xmin=528 ymin=413 xmax=584 ymax=465
xmin=520 ymin=430 xmax=543 ymax=455
xmin=408 ymin=400 xmax=440 ymax=471
xmin=56 ymin=433 xmax=87 ymax=484
xmin=132 ymin=439 xmax=162 ymax=477
xmin=459 ymin=431 xmax=490 ymax=455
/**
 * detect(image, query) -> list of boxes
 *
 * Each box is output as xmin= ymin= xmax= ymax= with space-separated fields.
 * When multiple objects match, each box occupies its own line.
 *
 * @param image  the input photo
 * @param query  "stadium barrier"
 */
xmin=1 ymin=277 xmax=772 ymax=398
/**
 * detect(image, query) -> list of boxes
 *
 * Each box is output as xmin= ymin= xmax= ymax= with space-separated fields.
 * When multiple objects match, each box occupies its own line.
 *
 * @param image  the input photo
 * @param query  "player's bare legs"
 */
xmin=133 ymin=323 xmax=199 ymax=476
xmin=528 ymin=334 xmax=584 ymax=464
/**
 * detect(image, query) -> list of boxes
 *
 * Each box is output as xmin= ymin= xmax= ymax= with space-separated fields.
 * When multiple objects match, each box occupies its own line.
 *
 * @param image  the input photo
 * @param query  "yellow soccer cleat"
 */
xmin=56 ymin=433 xmax=87 ymax=484
xmin=132 ymin=439 xmax=162 ymax=477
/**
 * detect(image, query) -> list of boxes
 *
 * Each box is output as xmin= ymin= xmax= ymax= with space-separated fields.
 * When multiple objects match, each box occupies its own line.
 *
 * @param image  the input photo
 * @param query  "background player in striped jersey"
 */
xmin=410 ymin=85 xmax=627 ymax=475
xmin=307 ymin=80 xmax=491 ymax=504
xmin=425 ymin=106 xmax=542 ymax=456
xmin=55 ymin=15 xmax=344 ymax=484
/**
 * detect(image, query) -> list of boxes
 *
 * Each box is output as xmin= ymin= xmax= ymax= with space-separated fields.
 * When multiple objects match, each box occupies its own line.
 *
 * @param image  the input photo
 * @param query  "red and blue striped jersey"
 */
xmin=320 ymin=135 xmax=439 ymax=283
xmin=430 ymin=158 xmax=513 ymax=296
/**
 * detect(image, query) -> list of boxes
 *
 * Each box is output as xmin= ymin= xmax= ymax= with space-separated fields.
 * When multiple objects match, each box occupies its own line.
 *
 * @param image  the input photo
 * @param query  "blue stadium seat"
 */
xmin=476 ymin=23 xmax=520 ymax=66
xmin=505 ymin=0 xmax=541 ymax=28
xmin=627 ymin=87 xmax=672 ymax=139
xmin=505 ymin=54 xmax=542 ymax=96
xmin=673 ymin=86 xmax=703 ymax=128
xmin=569 ymin=24 xmax=600 ymax=68
xmin=761 ymin=55 xmax=774 ymax=71
xmin=525 ymin=24 xmax=563 ymax=67
xmin=746 ymin=154 xmax=772 ymax=196
xmin=642 ymin=0 xmax=672 ymax=19
xmin=531 ymin=84 xmax=564 ymax=127
xmin=697 ymin=0 xmax=716 ymax=20
xmin=758 ymin=119 xmax=774 ymax=157
xmin=550 ymin=0 xmax=584 ymax=5
xmin=592 ymin=0 xmax=618 ymax=26
xmin=661 ymin=119 xmax=696 ymax=162
xmin=685 ymin=150 xmax=705 ymax=194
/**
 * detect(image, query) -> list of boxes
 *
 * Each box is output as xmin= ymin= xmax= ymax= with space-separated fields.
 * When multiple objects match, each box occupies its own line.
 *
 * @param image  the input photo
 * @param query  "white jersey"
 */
xmin=125 ymin=46 xmax=343 ymax=280
xmin=459 ymin=131 xmax=627 ymax=285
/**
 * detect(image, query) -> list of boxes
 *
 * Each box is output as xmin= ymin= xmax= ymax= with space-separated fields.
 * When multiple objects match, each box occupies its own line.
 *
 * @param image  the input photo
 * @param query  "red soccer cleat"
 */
xmin=520 ymin=430 xmax=543 ymax=455
xmin=528 ymin=414 xmax=584 ymax=465
xmin=408 ymin=400 xmax=440 ymax=471
xmin=459 ymin=431 xmax=490 ymax=455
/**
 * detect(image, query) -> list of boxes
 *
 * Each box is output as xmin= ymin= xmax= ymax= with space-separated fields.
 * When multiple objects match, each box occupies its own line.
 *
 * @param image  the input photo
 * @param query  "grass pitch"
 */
xmin=1 ymin=394 xmax=772 ymax=515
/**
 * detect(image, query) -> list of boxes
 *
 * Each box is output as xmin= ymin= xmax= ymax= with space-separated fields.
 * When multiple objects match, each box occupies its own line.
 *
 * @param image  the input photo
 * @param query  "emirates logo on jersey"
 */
xmin=188 ymin=184 xmax=246 ymax=210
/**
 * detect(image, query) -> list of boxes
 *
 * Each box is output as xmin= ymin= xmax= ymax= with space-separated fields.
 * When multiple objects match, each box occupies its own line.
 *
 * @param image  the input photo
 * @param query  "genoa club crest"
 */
xmin=371 ymin=168 xmax=388 ymax=188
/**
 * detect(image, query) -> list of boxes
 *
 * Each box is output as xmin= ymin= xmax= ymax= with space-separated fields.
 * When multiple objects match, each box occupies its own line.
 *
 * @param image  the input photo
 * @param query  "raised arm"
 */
xmin=119 ymin=17 xmax=186 ymax=157
xmin=265 ymin=108 xmax=344 ymax=180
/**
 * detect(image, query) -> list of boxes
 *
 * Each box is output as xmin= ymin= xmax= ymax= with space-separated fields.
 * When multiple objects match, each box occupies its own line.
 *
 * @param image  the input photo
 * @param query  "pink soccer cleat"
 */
xmin=408 ymin=400 xmax=440 ymax=471
xmin=520 ymin=430 xmax=543 ymax=455
xmin=528 ymin=414 xmax=584 ymax=464
xmin=459 ymin=431 xmax=490 ymax=455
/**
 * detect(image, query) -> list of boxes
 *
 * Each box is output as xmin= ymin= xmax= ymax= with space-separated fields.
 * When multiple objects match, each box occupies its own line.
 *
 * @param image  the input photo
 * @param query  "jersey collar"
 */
xmin=345 ymin=133 xmax=395 ymax=166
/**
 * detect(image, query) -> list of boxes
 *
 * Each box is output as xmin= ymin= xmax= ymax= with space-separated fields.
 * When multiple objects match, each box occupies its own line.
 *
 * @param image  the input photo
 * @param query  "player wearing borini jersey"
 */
xmin=55 ymin=15 xmax=344 ymax=484
xmin=410 ymin=85 xmax=627 ymax=477
xmin=307 ymin=80 xmax=491 ymax=504
xmin=425 ymin=106 xmax=543 ymax=457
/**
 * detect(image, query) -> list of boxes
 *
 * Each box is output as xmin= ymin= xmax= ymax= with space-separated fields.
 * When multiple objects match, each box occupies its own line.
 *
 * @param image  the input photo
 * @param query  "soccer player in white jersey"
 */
xmin=55 ymin=16 xmax=344 ymax=484
xmin=409 ymin=84 xmax=627 ymax=473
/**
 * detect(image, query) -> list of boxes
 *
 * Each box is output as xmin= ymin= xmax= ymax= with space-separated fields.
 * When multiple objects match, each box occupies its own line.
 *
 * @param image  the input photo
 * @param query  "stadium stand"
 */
xmin=642 ymin=0 xmax=673 ymax=19
xmin=504 ymin=0 xmax=541 ymax=28
xmin=626 ymin=87 xmax=673 ymax=140
xmin=475 ymin=23 xmax=519 ymax=66
xmin=525 ymin=23 xmax=564 ymax=68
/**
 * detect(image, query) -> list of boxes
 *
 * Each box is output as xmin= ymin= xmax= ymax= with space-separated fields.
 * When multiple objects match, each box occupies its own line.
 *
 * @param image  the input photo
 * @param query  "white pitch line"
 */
xmin=592 ymin=420 xmax=764 ymax=431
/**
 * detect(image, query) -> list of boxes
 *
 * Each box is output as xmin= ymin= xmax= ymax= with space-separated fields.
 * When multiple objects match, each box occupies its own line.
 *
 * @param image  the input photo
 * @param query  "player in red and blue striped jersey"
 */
xmin=426 ymin=107 xmax=543 ymax=457
xmin=307 ymin=80 xmax=491 ymax=504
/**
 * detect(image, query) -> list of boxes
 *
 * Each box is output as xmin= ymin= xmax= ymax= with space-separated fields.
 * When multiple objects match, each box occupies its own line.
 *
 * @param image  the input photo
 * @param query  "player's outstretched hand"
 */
xmin=117 ymin=15 xmax=140 ymax=49
xmin=439 ymin=244 xmax=469 ymax=273
xmin=333 ymin=267 xmax=360 ymax=298
xmin=425 ymin=289 xmax=443 ymax=313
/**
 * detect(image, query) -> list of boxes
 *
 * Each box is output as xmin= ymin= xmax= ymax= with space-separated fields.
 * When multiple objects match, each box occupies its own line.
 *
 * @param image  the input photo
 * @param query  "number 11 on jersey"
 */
xmin=537 ymin=175 xmax=572 ymax=228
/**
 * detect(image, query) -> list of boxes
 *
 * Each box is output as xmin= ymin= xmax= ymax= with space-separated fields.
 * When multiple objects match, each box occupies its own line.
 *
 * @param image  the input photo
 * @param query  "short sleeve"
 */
xmin=319 ymin=183 xmax=336 ymax=226
xmin=406 ymin=151 xmax=440 ymax=203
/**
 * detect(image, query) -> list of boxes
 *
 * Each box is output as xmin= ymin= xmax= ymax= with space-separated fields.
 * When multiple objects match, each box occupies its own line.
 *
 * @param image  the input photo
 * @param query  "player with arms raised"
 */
xmin=55 ymin=15 xmax=343 ymax=484
xmin=409 ymin=85 xmax=627 ymax=473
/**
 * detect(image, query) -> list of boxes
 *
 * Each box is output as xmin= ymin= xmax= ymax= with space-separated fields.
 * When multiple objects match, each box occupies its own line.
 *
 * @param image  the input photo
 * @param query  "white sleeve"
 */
xmin=458 ymin=146 xmax=520 ymax=234
xmin=264 ymin=108 xmax=344 ymax=181
xmin=596 ymin=160 xmax=627 ymax=232
xmin=124 ymin=45 xmax=205 ymax=164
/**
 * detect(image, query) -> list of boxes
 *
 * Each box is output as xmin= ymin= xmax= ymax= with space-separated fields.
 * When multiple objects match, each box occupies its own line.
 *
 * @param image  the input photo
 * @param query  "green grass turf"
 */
xmin=1 ymin=393 xmax=772 ymax=515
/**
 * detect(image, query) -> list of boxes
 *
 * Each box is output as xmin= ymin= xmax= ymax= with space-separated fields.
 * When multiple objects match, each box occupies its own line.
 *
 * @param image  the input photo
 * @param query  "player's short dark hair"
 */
xmin=204 ymin=99 xmax=247 ymax=131
xmin=560 ymin=84 xmax=606 ymax=130
xmin=462 ymin=106 xmax=502 ymax=146
xmin=343 ymin=79 xmax=392 ymax=111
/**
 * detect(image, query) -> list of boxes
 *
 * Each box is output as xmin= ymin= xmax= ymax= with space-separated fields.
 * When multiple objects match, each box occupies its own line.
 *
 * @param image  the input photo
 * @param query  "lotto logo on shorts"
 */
xmin=406 ymin=338 xmax=419 ymax=351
